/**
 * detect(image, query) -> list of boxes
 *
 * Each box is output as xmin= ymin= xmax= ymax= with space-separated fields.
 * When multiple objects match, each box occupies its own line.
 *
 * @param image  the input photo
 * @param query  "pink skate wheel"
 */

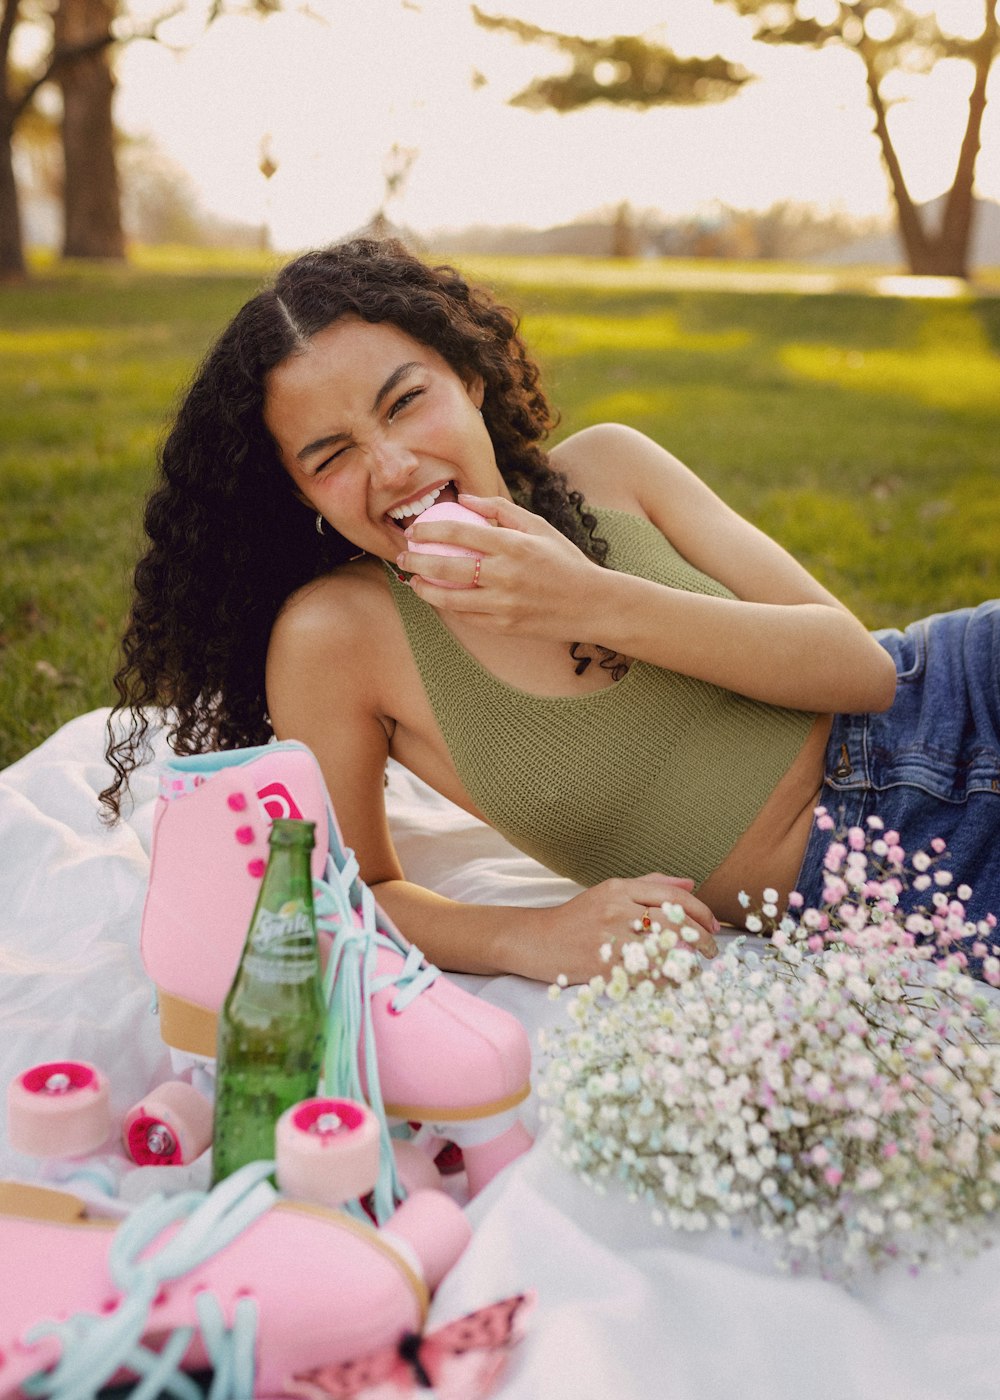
xmin=407 ymin=501 xmax=492 ymax=589
xmin=122 ymin=1080 xmax=214 ymax=1166
xmin=7 ymin=1061 xmax=112 ymax=1158
xmin=276 ymin=1097 xmax=380 ymax=1207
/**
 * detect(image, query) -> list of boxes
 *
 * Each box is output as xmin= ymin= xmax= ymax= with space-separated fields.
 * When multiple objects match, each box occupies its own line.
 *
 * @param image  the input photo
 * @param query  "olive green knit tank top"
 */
xmin=386 ymin=507 xmax=815 ymax=887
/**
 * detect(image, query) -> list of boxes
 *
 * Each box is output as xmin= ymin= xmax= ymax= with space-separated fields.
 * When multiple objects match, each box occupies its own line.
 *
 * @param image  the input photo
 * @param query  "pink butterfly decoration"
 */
xmin=282 ymin=1291 xmax=536 ymax=1400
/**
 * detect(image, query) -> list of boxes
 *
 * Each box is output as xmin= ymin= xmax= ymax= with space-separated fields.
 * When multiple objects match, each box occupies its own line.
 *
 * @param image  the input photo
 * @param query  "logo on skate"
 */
xmin=256 ymin=782 xmax=303 ymax=823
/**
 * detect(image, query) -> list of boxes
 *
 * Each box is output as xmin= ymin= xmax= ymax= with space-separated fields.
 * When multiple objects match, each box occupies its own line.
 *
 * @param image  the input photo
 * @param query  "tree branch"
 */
xmin=939 ymin=0 xmax=999 ymax=260
xmin=11 ymin=7 xmax=183 ymax=121
xmin=862 ymin=57 xmax=930 ymax=269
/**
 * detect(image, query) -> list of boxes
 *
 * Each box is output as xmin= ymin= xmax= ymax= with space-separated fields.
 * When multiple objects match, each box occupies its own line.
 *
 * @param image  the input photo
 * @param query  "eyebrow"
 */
xmin=295 ymin=360 xmax=423 ymax=464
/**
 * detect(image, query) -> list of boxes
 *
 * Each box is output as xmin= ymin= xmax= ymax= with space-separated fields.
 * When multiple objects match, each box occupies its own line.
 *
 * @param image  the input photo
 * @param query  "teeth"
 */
xmin=388 ymin=484 xmax=445 ymax=522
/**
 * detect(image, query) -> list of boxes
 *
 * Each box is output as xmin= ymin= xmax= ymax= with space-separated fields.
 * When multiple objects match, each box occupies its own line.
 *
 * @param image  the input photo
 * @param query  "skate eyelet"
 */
xmin=227 ymin=792 xmax=248 ymax=811
xmin=235 ymin=825 xmax=255 ymax=845
xmin=247 ymin=859 xmax=266 ymax=878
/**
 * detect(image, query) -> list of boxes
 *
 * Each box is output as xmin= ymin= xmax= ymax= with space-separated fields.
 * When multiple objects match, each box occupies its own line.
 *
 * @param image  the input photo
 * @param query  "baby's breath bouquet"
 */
xmin=539 ymin=812 xmax=1000 ymax=1275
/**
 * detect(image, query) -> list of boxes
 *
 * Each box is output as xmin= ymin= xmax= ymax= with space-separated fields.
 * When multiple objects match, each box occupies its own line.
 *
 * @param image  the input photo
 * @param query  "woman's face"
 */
xmin=265 ymin=316 xmax=507 ymax=561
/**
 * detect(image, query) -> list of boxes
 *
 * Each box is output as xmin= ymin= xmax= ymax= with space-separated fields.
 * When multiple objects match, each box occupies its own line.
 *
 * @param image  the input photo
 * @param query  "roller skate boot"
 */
xmin=140 ymin=742 xmax=532 ymax=1218
xmin=0 ymin=1159 xmax=470 ymax=1399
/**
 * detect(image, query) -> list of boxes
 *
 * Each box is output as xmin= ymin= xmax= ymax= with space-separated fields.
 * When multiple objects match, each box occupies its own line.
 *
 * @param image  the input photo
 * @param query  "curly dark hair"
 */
xmin=100 ymin=237 xmax=609 ymax=820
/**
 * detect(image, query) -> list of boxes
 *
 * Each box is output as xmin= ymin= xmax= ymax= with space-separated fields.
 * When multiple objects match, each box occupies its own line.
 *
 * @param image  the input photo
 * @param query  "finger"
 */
xmin=405 ymin=516 xmax=496 ymax=547
xmin=623 ymin=875 xmax=714 ymax=921
xmin=632 ymin=903 xmax=718 ymax=957
xmin=396 ymin=550 xmax=482 ymax=586
xmin=624 ymin=880 xmax=720 ymax=954
xmin=456 ymin=493 xmax=552 ymax=534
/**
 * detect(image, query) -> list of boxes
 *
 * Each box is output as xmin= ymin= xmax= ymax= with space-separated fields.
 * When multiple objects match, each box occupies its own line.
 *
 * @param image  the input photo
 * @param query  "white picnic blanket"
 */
xmin=1 ymin=710 xmax=998 ymax=1399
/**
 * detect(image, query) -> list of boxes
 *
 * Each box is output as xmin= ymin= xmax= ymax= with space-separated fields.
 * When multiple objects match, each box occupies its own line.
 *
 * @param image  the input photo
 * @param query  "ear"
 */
xmin=463 ymin=372 xmax=485 ymax=410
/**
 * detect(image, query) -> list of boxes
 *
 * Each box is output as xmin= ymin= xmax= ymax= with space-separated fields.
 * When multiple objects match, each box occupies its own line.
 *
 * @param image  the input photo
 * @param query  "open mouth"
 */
xmin=386 ymin=480 xmax=458 ymax=529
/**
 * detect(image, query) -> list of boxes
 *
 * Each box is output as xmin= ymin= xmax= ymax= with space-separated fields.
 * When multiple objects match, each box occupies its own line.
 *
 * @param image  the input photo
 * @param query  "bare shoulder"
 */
xmin=548 ymin=423 xmax=676 ymax=513
xmin=267 ymin=559 xmax=393 ymax=706
xmin=271 ymin=559 xmax=386 ymax=654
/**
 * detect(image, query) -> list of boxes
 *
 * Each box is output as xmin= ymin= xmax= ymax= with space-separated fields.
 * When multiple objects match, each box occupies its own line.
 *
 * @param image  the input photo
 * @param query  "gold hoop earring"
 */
xmin=315 ymin=513 xmax=325 ymax=536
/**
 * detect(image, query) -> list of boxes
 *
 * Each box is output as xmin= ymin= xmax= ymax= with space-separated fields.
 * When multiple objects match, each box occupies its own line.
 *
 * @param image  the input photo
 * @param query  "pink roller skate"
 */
xmin=140 ymin=742 xmax=532 ymax=1218
xmin=0 ymin=1159 xmax=471 ymax=1399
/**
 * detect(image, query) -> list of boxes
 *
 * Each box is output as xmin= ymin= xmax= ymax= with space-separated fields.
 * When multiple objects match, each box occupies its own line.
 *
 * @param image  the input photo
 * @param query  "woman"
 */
xmin=103 ymin=238 xmax=998 ymax=983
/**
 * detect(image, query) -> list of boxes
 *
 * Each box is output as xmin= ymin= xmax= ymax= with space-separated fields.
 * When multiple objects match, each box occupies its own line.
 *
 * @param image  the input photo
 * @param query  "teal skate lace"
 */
xmin=314 ymin=830 xmax=440 ymax=1225
xmin=23 ymin=1161 xmax=276 ymax=1400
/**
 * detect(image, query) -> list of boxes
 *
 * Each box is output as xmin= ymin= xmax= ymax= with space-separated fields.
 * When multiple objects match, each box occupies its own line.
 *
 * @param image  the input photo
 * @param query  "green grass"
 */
xmin=2 ymin=252 xmax=999 ymax=770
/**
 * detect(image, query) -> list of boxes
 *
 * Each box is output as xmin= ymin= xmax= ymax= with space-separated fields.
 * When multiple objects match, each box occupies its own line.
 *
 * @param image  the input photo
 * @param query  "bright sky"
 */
xmin=111 ymin=0 xmax=1000 ymax=250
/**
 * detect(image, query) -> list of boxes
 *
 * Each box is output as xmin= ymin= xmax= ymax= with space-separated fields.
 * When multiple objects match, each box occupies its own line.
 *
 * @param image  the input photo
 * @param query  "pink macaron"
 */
xmin=407 ymin=501 xmax=492 ymax=588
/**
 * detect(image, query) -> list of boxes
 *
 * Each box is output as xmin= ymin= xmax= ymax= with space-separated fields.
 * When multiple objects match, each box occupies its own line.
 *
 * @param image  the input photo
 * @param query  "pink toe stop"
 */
xmin=276 ymin=1097 xmax=381 ymax=1208
xmin=227 ymin=792 xmax=248 ymax=811
xmin=247 ymin=858 xmax=266 ymax=878
xmin=8 ymin=1061 xmax=112 ymax=1158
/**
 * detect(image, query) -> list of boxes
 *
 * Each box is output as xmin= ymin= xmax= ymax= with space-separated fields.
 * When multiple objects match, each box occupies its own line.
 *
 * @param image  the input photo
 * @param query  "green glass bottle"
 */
xmin=211 ymin=817 xmax=326 ymax=1185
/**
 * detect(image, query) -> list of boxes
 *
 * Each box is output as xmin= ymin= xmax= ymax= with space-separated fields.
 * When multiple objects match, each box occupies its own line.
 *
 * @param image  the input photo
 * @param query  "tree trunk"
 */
xmin=864 ymin=12 xmax=999 ymax=280
xmin=863 ymin=60 xmax=939 ymax=275
xmin=0 ymin=102 xmax=25 ymax=278
xmin=55 ymin=0 xmax=124 ymax=260
xmin=0 ymin=0 xmax=26 ymax=278
xmin=936 ymin=7 xmax=998 ymax=279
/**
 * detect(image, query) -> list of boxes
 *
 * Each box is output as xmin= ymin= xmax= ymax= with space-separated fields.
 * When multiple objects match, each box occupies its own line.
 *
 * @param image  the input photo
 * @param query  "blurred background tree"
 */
xmin=472 ymin=8 xmax=750 ymax=112
xmin=720 ymin=0 xmax=998 ymax=278
xmin=54 ymin=0 xmax=123 ymax=260
xmin=0 ymin=0 xmax=281 ymax=280
xmin=475 ymin=2 xmax=1000 ymax=278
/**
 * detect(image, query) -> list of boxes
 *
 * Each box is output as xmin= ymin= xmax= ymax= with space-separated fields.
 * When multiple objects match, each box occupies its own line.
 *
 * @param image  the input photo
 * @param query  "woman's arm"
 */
xmin=402 ymin=424 xmax=897 ymax=715
xmin=265 ymin=570 xmax=719 ymax=984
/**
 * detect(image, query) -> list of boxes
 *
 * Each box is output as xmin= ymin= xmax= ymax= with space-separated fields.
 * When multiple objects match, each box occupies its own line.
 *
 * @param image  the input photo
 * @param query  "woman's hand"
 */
xmin=398 ymin=493 xmax=603 ymax=639
xmin=525 ymin=875 xmax=720 ymax=986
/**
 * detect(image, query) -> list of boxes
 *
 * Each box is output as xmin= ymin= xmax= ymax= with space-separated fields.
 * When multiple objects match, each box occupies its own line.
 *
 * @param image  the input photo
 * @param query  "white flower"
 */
xmin=539 ymin=820 xmax=1000 ymax=1277
xmin=744 ymin=914 xmax=763 ymax=934
xmin=622 ymin=942 xmax=649 ymax=974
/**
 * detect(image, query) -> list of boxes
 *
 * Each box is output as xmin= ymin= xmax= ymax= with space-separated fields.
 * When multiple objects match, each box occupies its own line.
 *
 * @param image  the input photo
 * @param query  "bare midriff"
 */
xmin=696 ymin=711 xmax=833 ymax=924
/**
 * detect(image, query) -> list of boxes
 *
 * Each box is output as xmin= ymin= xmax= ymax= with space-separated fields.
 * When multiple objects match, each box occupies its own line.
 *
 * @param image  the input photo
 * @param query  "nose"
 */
xmin=367 ymin=432 xmax=418 ymax=489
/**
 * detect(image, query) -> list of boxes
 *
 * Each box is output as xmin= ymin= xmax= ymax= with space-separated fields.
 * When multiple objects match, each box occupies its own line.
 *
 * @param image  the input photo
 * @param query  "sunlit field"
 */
xmin=2 ymin=251 xmax=999 ymax=770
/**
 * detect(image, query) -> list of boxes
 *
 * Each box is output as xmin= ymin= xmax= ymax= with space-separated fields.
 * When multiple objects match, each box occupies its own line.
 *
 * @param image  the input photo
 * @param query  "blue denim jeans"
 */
xmin=794 ymin=602 xmax=1000 ymax=970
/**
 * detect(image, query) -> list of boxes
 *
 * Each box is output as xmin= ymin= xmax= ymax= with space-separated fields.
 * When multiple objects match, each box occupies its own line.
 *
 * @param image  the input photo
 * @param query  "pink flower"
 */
xmin=848 ymin=827 xmax=866 ymax=851
xmin=824 ymin=842 xmax=847 ymax=872
xmin=882 ymin=1141 xmax=898 ymax=1159
xmin=824 ymin=1167 xmax=844 ymax=1187
xmin=931 ymin=837 xmax=946 ymax=853
xmin=788 ymin=891 xmax=804 ymax=909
